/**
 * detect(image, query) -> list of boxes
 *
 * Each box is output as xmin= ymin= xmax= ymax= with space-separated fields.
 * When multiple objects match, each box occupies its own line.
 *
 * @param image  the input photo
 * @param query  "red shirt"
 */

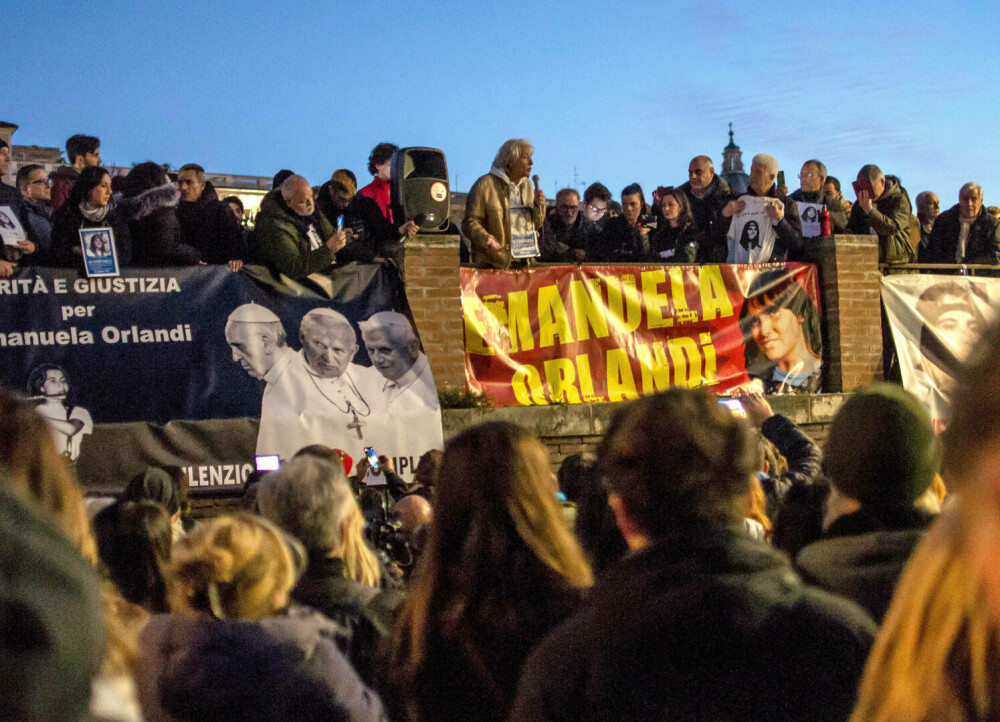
xmin=359 ymin=177 xmax=393 ymax=224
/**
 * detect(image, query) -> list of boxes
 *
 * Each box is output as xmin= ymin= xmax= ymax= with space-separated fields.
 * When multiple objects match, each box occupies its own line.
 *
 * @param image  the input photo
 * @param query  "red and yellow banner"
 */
xmin=462 ymin=263 xmax=822 ymax=405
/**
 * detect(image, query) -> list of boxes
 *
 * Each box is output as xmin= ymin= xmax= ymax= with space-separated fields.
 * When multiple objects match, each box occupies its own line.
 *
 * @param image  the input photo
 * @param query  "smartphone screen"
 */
xmin=364 ymin=446 xmax=381 ymax=475
xmin=337 ymin=215 xmax=344 ymax=232
xmin=255 ymin=454 xmax=280 ymax=471
xmin=718 ymin=398 xmax=747 ymax=418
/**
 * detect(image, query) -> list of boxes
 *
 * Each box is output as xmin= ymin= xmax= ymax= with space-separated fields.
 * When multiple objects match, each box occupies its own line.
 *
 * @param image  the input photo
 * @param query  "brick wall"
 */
xmin=405 ymin=233 xmax=467 ymax=390
xmin=802 ymin=235 xmax=883 ymax=391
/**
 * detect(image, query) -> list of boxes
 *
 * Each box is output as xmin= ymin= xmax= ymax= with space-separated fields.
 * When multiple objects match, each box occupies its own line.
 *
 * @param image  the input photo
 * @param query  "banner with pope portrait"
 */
xmin=0 ymin=264 xmax=443 ymax=491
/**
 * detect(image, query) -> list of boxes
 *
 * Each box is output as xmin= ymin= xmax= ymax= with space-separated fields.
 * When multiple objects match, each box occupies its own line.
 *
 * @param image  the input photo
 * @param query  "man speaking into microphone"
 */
xmin=462 ymin=138 xmax=546 ymax=269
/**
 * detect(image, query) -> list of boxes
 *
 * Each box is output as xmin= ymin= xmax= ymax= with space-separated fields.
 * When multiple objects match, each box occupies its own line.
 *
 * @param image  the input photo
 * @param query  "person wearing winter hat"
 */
xmin=795 ymin=383 xmax=942 ymax=622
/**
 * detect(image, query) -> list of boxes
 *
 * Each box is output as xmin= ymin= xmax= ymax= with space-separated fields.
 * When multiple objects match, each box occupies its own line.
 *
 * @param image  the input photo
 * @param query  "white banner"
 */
xmin=882 ymin=274 xmax=997 ymax=431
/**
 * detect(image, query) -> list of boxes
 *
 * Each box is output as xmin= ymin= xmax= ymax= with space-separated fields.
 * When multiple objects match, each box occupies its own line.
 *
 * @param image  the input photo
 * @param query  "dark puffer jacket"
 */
xmin=124 ymin=183 xmax=201 ymax=267
xmin=511 ymin=526 xmax=876 ymax=722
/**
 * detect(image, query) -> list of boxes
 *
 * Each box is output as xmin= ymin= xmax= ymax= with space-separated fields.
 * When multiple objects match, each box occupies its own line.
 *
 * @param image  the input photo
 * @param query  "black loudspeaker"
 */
xmin=391 ymin=147 xmax=450 ymax=232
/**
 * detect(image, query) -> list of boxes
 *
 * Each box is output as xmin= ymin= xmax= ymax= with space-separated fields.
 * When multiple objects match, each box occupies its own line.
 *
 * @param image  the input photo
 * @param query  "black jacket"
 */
xmin=292 ymin=555 xmax=401 ymax=685
xmin=795 ymin=506 xmax=933 ymax=623
xmin=918 ymin=204 xmax=1000 ymax=266
xmin=176 ymin=182 xmax=246 ymax=264
xmin=585 ymin=214 xmax=649 ymax=263
xmin=49 ymin=196 xmax=133 ymax=269
xmin=759 ymin=414 xmax=823 ymax=518
xmin=680 ymin=175 xmax=732 ymax=263
xmin=540 ymin=209 xmax=586 ymax=261
xmin=125 ymin=183 xmax=201 ymax=267
xmin=649 ymin=222 xmax=700 ymax=263
xmin=511 ymin=526 xmax=876 ymax=722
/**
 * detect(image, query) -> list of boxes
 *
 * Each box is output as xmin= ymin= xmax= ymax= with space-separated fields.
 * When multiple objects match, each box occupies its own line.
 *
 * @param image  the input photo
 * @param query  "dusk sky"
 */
xmin=7 ymin=0 xmax=998 ymax=207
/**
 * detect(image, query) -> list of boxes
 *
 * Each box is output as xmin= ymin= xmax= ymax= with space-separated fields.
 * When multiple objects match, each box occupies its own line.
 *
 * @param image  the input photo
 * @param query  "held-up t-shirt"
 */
xmin=727 ymin=196 xmax=776 ymax=263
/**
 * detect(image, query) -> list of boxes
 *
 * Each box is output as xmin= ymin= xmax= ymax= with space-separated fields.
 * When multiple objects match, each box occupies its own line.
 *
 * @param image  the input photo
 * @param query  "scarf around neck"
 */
xmin=79 ymin=199 xmax=113 ymax=223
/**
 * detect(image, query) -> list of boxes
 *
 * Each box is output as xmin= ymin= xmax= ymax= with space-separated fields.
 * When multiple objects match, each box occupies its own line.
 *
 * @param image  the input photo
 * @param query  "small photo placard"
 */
xmin=80 ymin=228 xmax=120 ymax=277
xmin=0 ymin=205 xmax=28 ymax=246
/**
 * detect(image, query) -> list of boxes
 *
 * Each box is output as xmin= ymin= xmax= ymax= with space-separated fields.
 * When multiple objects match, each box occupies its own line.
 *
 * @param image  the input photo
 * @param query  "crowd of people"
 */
xmin=4 ymin=132 xmax=1000 ymax=720
xmin=462 ymin=138 xmax=1000 ymax=271
xmin=3 ymin=133 xmax=999 ymax=281
xmin=0 ymin=137 xmax=417 ymax=281
xmin=5 ymin=303 xmax=1000 ymax=718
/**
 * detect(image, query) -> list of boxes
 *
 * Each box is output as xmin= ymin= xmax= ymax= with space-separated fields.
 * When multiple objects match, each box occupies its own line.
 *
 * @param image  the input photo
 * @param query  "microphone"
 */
xmin=532 ymin=175 xmax=541 ymax=193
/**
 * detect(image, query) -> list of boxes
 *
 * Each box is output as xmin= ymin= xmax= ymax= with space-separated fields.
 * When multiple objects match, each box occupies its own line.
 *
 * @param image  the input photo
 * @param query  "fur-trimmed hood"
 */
xmin=121 ymin=182 xmax=179 ymax=221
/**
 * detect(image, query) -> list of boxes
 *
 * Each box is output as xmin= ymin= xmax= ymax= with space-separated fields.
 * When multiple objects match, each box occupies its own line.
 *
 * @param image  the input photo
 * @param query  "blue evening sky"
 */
xmin=6 ymin=0 xmax=998 ymax=207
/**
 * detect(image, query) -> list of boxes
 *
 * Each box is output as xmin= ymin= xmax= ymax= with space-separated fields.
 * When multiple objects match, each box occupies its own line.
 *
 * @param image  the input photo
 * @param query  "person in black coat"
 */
xmin=175 ymin=163 xmax=245 ymax=270
xmin=49 ymin=166 xmax=132 ymax=269
xmin=511 ymin=389 xmax=877 ymax=722
xmin=649 ymin=186 xmax=701 ymax=263
xmin=795 ymin=384 xmax=941 ymax=623
xmin=918 ymin=182 xmax=1000 ymax=266
xmin=120 ymin=163 xmax=200 ymax=267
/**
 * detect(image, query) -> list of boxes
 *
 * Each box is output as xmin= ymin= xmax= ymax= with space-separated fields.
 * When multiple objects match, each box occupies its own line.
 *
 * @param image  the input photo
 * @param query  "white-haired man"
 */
xmin=723 ymin=154 xmax=802 ymax=264
xmin=462 ymin=138 xmax=546 ymax=269
xmin=919 ymin=182 xmax=1000 ymax=266
xmin=251 ymin=174 xmax=347 ymax=280
xmin=225 ymin=303 xmax=303 ymax=459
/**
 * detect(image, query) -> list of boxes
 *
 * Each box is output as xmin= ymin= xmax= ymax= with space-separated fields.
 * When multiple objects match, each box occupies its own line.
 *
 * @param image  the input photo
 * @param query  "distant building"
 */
xmin=720 ymin=123 xmax=749 ymax=195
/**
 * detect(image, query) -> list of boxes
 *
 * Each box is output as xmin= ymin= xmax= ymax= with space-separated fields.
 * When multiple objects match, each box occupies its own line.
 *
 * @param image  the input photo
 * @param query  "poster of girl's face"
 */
xmin=79 ymin=228 xmax=120 ymax=277
xmin=0 ymin=205 xmax=27 ymax=246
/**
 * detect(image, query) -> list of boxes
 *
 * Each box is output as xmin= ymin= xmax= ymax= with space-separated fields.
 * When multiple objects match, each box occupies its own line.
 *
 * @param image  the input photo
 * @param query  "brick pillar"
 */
xmin=405 ymin=233 xmax=467 ymax=390
xmin=802 ymin=234 xmax=883 ymax=391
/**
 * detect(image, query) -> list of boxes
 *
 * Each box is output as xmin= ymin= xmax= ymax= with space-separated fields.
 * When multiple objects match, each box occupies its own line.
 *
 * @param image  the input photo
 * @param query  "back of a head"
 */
xmin=0 ymin=388 xmax=96 ymax=562
xmin=121 ymin=161 xmax=170 ymax=198
xmin=944 ymin=319 xmax=1000 ymax=486
xmin=170 ymin=512 xmax=302 ymax=620
xmin=156 ymin=618 xmax=349 ymax=722
xmin=122 ymin=466 xmax=180 ymax=517
xmin=0 ymin=485 xmax=105 ymax=722
xmin=430 ymin=421 xmax=591 ymax=586
xmin=824 ymin=383 xmax=940 ymax=509
xmin=257 ymin=455 xmax=352 ymax=555
xmin=272 ymin=169 xmax=294 ymax=190
xmin=600 ymin=388 xmax=757 ymax=536
xmin=93 ymin=499 xmax=172 ymax=612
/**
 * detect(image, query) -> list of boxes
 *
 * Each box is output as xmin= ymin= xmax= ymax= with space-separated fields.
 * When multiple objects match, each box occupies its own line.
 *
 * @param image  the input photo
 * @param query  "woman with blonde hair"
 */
xmin=388 ymin=421 xmax=592 ymax=722
xmin=137 ymin=512 xmax=387 ymax=721
xmin=851 ymin=320 xmax=1000 ymax=721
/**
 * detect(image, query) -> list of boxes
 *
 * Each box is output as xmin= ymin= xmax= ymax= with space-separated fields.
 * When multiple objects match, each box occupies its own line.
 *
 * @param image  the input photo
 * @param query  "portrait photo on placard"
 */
xmin=0 ymin=205 xmax=28 ymax=246
xmin=80 ymin=227 xmax=120 ymax=277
